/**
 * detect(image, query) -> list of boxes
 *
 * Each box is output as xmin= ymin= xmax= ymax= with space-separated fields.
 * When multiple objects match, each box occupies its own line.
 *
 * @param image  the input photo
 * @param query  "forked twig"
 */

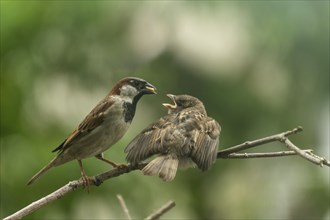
xmin=217 ymin=126 xmax=303 ymax=155
xmin=217 ymin=126 xmax=330 ymax=166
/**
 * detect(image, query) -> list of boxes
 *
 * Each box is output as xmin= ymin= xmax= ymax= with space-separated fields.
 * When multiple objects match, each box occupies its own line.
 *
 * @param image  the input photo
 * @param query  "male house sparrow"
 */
xmin=27 ymin=77 xmax=156 ymax=185
xmin=125 ymin=94 xmax=220 ymax=181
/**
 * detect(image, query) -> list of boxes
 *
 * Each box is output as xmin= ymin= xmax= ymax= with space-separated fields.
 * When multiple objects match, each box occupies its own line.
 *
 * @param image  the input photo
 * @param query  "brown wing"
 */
xmin=190 ymin=117 xmax=220 ymax=171
xmin=52 ymin=98 xmax=114 ymax=153
xmin=124 ymin=114 xmax=175 ymax=163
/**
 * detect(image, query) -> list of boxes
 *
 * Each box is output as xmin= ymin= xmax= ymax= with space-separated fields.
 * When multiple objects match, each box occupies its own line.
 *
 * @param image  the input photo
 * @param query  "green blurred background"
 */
xmin=1 ymin=1 xmax=329 ymax=219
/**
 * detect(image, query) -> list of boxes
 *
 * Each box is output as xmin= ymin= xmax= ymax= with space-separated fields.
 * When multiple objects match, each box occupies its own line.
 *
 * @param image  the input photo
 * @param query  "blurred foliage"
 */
xmin=1 ymin=1 xmax=329 ymax=219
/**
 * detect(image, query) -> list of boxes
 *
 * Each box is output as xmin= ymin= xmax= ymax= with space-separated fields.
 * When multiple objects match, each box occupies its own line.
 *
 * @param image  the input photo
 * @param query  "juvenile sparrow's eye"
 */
xmin=178 ymin=101 xmax=188 ymax=108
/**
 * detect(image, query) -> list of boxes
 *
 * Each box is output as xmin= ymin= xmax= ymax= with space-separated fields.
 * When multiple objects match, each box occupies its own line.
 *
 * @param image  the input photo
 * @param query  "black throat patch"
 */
xmin=123 ymin=102 xmax=136 ymax=123
xmin=123 ymin=92 xmax=146 ymax=123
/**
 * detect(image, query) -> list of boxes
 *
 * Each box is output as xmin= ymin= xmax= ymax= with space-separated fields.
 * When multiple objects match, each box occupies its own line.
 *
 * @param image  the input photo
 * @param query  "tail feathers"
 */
xmin=142 ymin=155 xmax=179 ymax=182
xmin=27 ymin=158 xmax=57 ymax=185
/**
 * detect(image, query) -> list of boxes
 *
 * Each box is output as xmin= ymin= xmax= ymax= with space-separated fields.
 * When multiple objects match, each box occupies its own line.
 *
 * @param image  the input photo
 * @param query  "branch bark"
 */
xmin=4 ymin=126 xmax=329 ymax=220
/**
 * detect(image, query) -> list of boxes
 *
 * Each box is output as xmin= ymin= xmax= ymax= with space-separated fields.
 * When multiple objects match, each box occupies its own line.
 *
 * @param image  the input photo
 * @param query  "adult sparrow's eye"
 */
xmin=129 ymin=80 xmax=141 ymax=90
xmin=130 ymin=80 xmax=138 ymax=86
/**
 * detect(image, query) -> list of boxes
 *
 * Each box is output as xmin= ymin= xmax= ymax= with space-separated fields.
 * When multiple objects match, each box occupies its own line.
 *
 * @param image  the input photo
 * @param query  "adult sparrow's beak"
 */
xmin=162 ymin=94 xmax=177 ymax=109
xmin=144 ymin=83 xmax=157 ymax=94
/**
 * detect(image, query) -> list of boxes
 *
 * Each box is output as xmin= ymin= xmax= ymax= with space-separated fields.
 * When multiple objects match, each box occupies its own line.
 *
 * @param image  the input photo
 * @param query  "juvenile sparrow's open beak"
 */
xmin=162 ymin=94 xmax=177 ymax=109
xmin=145 ymin=83 xmax=157 ymax=94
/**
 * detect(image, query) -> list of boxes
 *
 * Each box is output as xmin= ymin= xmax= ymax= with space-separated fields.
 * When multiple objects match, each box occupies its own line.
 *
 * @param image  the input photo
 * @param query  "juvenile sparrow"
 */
xmin=27 ymin=77 xmax=157 ymax=186
xmin=125 ymin=94 xmax=220 ymax=181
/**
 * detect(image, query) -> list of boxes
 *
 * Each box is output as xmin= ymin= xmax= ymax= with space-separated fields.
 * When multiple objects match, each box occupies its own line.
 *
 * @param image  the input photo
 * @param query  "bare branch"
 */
xmin=144 ymin=200 xmax=176 ymax=220
xmin=217 ymin=126 xmax=330 ymax=167
xmin=281 ymin=138 xmax=330 ymax=167
xmin=3 ymin=180 xmax=82 ymax=220
xmin=3 ymin=168 xmax=143 ymax=220
xmin=117 ymin=194 xmax=131 ymax=220
xmin=217 ymin=126 xmax=303 ymax=156
xmin=4 ymin=126 xmax=329 ymax=220
xmin=220 ymin=149 xmax=314 ymax=159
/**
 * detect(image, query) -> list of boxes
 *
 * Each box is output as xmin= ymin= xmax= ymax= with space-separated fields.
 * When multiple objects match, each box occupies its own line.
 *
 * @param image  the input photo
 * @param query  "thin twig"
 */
xmin=217 ymin=126 xmax=330 ymax=167
xmin=217 ymin=126 xmax=303 ymax=156
xmin=116 ymin=194 xmax=131 ymax=220
xmin=4 ymin=126 xmax=329 ymax=220
xmin=144 ymin=200 xmax=176 ymax=220
xmin=281 ymin=137 xmax=330 ymax=167
xmin=220 ymin=149 xmax=314 ymax=159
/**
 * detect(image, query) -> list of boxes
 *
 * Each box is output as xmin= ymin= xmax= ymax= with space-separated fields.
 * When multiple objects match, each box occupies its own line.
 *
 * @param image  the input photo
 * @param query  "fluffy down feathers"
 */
xmin=125 ymin=94 xmax=220 ymax=181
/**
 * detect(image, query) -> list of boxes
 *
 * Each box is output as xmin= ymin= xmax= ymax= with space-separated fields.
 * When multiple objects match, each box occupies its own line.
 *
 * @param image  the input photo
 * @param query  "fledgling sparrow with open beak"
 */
xmin=27 ymin=77 xmax=157 ymax=186
xmin=125 ymin=94 xmax=220 ymax=181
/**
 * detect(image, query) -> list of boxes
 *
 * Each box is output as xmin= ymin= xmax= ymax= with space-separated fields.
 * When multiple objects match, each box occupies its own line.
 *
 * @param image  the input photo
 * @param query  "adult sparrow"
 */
xmin=27 ymin=77 xmax=157 ymax=185
xmin=125 ymin=94 xmax=220 ymax=181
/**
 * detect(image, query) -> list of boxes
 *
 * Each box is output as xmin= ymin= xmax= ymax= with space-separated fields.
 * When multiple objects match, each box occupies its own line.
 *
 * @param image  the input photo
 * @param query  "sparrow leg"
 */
xmin=77 ymin=160 xmax=92 ymax=192
xmin=95 ymin=154 xmax=128 ymax=168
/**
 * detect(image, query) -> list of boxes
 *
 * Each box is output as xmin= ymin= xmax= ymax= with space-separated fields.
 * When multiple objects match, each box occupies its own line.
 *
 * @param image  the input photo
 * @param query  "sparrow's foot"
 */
xmin=81 ymin=175 xmax=94 ymax=193
xmin=77 ymin=160 xmax=93 ymax=193
xmin=113 ymin=163 xmax=129 ymax=169
xmin=95 ymin=154 xmax=127 ymax=168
